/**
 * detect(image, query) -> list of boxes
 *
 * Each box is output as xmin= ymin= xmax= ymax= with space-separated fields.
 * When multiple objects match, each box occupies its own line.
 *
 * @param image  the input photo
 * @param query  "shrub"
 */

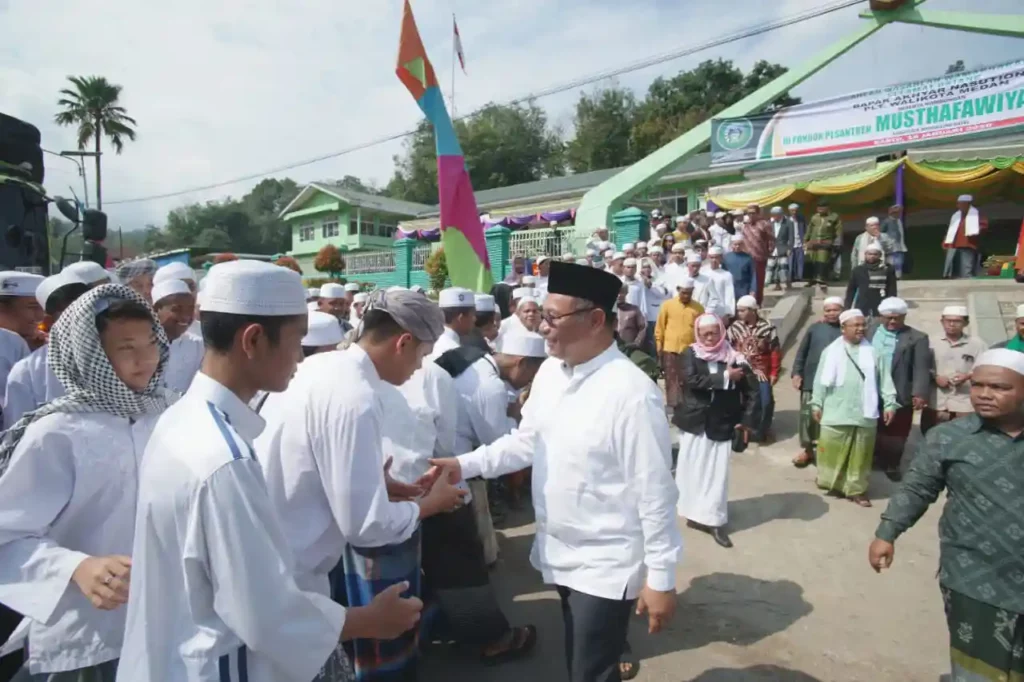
xmin=314 ymin=245 xmax=345 ymax=278
xmin=424 ymin=248 xmax=448 ymax=293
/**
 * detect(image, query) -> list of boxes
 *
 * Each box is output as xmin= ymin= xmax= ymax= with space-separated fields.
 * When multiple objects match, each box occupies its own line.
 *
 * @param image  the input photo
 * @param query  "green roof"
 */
xmin=311 ymin=182 xmax=434 ymax=216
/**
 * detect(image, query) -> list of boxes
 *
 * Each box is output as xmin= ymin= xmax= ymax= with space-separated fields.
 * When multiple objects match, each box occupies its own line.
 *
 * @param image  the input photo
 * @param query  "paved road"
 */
xmin=422 ymin=286 xmax=963 ymax=682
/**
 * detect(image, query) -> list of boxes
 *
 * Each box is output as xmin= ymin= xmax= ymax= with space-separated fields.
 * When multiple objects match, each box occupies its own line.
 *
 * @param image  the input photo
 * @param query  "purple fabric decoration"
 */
xmin=706 ymin=200 xmax=719 ymax=214
xmin=540 ymin=209 xmax=574 ymax=223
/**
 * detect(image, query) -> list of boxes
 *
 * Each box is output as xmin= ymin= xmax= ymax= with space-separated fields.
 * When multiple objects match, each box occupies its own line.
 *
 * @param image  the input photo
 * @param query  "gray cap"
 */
xmin=362 ymin=288 xmax=444 ymax=344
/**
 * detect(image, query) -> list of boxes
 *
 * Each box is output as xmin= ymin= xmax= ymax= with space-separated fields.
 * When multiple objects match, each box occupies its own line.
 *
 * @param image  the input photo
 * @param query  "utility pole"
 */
xmin=59 ymin=150 xmax=101 ymax=210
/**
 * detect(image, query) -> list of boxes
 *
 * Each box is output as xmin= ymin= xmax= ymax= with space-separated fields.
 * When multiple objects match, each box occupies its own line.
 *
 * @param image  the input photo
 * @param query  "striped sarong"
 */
xmin=330 ymin=530 xmax=421 ymax=682
xmin=943 ymin=586 xmax=1024 ymax=681
xmin=815 ymin=424 xmax=876 ymax=497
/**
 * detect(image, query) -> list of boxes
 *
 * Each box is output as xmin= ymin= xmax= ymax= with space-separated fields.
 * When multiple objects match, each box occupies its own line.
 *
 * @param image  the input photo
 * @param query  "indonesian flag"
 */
xmin=453 ymin=15 xmax=467 ymax=73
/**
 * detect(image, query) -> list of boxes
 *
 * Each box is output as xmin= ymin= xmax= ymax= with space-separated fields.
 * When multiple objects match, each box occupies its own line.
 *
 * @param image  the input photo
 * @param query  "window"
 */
xmin=321 ymin=219 xmax=339 ymax=239
xmin=298 ymin=223 xmax=315 ymax=242
xmin=379 ymin=220 xmax=396 ymax=238
xmin=360 ymin=216 xmax=374 ymax=235
xmin=348 ymin=217 xmax=358 ymax=236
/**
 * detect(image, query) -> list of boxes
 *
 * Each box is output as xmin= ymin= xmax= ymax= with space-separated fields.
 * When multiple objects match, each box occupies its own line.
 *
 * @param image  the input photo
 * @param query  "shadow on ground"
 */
xmin=686 ymin=665 xmax=824 ymax=681
xmin=767 ymin=408 xmax=800 ymax=443
xmin=727 ymin=491 xmax=829 ymax=534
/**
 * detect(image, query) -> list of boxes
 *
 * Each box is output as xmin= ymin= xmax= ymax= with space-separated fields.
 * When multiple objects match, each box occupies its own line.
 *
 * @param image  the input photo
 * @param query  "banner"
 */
xmin=711 ymin=60 xmax=1024 ymax=166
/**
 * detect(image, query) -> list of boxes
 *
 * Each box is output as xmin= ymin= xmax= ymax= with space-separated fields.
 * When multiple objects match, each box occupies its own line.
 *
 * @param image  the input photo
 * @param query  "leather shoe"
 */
xmin=711 ymin=527 xmax=733 ymax=548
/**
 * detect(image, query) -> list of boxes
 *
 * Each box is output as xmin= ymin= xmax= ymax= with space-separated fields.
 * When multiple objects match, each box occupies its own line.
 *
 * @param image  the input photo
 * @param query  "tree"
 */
xmin=274 ymin=255 xmax=303 ymax=274
xmin=332 ymin=175 xmax=380 ymax=195
xmin=424 ymin=248 xmax=448 ymax=293
xmin=195 ymin=227 xmax=233 ymax=251
xmin=946 ymin=60 xmax=966 ymax=74
xmin=314 ymin=244 xmax=345 ymax=278
xmin=566 ymin=85 xmax=638 ymax=173
xmin=630 ymin=59 xmax=799 ymax=158
xmin=54 ymin=76 xmax=137 ymax=210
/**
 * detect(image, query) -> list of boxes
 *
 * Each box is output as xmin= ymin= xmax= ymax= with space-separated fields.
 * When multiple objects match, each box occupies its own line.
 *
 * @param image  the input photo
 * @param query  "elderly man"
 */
xmin=741 ymin=205 xmax=775 ymax=304
xmin=851 ymin=217 xmax=895 ymax=269
xmin=922 ymin=305 xmax=987 ymax=434
xmin=994 ymin=304 xmax=1024 ymax=352
xmin=943 ymin=194 xmax=988 ymax=279
xmin=504 ymin=255 xmax=528 ymax=285
xmin=805 ymin=200 xmax=843 ymax=293
xmin=870 ymin=348 xmax=1024 ymax=682
xmin=845 ymin=242 xmax=897 ymax=317
xmin=765 ymin=207 xmax=793 ymax=291
xmin=430 ymin=261 xmax=681 ymax=682
xmin=880 ymin=204 xmax=908 ymax=278
xmin=811 ymin=309 xmax=898 ymax=506
xmin=727 ymin=296 xmax=781 ymax=443
xmin=787 ymin=203 xmax=807 ymax=282
xmin=722 ymin=236 xmax=757 ymax=302
xmin=791 ymin=297 xmax=844 ymax=467
xmin=607 ymin=252 xmax=626 ymax=280
xmin=616 ymin=284 xmax=647 ymax=354
xmin=867 ymin=297 xmax=930 ymax=481
xmin=656 ymin=277 xmax=704 ymax=410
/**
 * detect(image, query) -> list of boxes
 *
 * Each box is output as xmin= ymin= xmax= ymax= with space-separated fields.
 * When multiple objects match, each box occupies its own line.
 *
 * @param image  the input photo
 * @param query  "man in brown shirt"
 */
xmin=616 ymin=284 xmax=647 ymax=351
xmin=922 ymin=305 xmax=988 ymax=434
xmin=742 ymin=204 xmax=775 ymax=304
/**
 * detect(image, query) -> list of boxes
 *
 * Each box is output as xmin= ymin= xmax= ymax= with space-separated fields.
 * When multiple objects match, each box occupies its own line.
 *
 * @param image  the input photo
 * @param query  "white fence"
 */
xmin=345 ymin=249 xmax=395 ymax=274
xmin=508 ymin=226 xmax=617 ymax=259
xmin=411 ymin=244 xmax=432 ymax=269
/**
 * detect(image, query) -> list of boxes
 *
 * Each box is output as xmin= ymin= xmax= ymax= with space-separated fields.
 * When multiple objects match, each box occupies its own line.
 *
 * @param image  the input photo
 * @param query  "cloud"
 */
xmin=1 ymin=0 xmax=1019 ymax=231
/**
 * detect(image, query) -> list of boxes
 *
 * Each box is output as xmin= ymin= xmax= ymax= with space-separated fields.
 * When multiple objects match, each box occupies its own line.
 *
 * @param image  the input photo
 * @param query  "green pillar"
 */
xmin=612 ymin=207 xmax=647 ymax=250
xmin=392 ymin=238 xmax=416 ymax=288
xmin=485 ymin=226 xmax=511 ymax=283
xmin=686 ymin=185 xmax=699 ymax=213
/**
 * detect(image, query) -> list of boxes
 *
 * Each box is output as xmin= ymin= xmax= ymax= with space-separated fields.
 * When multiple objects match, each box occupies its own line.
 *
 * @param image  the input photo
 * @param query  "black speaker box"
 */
xmin=0 ymin=181 xmax=51 ymax=272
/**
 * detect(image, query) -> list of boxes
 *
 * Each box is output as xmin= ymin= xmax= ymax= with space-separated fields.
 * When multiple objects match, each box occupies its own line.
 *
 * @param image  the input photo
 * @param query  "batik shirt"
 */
xmin=877 ymin=414 xmax=1024 ymax=613
xmin=726 ymin=318 xmax=780 ymax=381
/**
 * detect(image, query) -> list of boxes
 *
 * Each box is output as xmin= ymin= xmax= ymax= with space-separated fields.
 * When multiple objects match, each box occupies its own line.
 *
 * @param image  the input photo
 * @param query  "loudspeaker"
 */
xmin=82 ymin=209 xmax=107 ymax=241
xmin=0 ymin=114 xmax=41 ymax=146
xmin=0 ymin=181 xmax=50 ymax=272
xmin=0 ymin=114 xmax=43 ymax=184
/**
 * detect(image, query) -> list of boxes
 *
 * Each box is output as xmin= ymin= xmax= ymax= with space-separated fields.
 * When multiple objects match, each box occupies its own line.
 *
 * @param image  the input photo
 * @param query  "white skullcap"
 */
xmin=623 ymin=243 xmax=635 ymax=251
xmin=521 ymin=275 xmax=537 ymax=285
xmin=201 ymin=260 xmax=305 ymax=316
xmin=676 ymin=215 xmax=690 ymax=223
xmin=770 ymin=206 xmax=783 ymax=214
xmin=475 ymin=294 xmax=495 ymax=312
xmin=0 ymin=271 xmax=43 ymax=298
xmin=344 ymin=283 xmax=361 ymax=293
xmin=650 ymin=245 xmax=664 ymax=254
xmin=409 ymin=285 xmax=425 ymax=294
xmin=671 ymin=243 xmax=686 ymax=253
xmin=623 ymin=258 xmax=638 ymax=267
xmin=152 ymin=278 xmax=191 ymax=306
xmin=677 ymin=276 xmax=695 ymax=290
xmin=730 ymin=233 xmax=745 ymax=242
xmin=307 ymin=300 xmax=318 ymax=312
xmin=63 ymin=261 xmax=110 ymax=285
xmin=154 ymin=261 xmax=196 ymax=285
xmin=320 ymin=283 xmax=345 ymax=299
xmin=302 ymin=311 xmax=343 ymax=347
xmin=866 ymin=216 xmax=880 ymax=225
xmin=823 ymin=296 xmax=845 ymax=308
xmin=512 ymin=288 xmax=534 ymax=301
xmin=603 ymin=249 xmax=615 ymax=258
xmin=438 ymin=287 xmax=475 ymax=308
xmin=865 ymin=243 xmax=884 ymax=254
xmin=975 ymin=348 xmax=1024 ymax=377
xmin=36 ymin=270 xmax=87 ymax=309
xmin=788 ymin=203 xmax=800 ymax=210
xmin=496 ymin=329 xmax=547 ymax=358
xmin=958 ymin=194 xmax=973 ymax=203
xmin=736 ymin=295 xmax=758 ymax=310
xmin=1016 ymin=304 xmax=1024 ymax=319
xmin=306 ymin=287 xmax=320 ymax=298
xmin=612 ymin=251 xmax=626 ymax=260
xmin=942 ymin=305 xmax=969 ymax=318
xmin=353 ymin=292 xmax=369 ymax=304
xmin=840 ymin=309 xmax=865 ymax=324
xmin=878 ymin=297 xmax=908 ymax=315
xmin=536 ymin=255 xmax=550 ymax=265
xmin=708 ymin=246 xmax=723 ymax=256
xmin=549 ymin=220 xmax=559 ymax=228
xmin=686 ymin=253 xmax=702 ymax=264
xmin=561 ymin=252 xmax=574 ymax=260
xmin=585 ymin=248 xmax=598 ymax=257
xmin=697 ymin=314 xmax=720 ymax=329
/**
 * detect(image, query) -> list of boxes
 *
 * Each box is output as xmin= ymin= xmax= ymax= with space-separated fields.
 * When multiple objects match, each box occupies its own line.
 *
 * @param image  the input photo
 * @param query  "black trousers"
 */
xmin=557 ymin=586 xmax=634 ymax=682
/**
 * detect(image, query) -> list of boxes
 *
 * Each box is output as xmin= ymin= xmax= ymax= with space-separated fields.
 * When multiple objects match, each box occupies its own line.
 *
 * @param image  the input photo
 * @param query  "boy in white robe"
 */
xmin=151 ymin=279 xmax=204 ymax=394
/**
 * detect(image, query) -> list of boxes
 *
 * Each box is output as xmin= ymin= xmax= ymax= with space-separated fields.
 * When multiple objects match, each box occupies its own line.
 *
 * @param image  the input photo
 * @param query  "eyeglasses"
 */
xmin=540 ymin=306 xmax=596 ymax=326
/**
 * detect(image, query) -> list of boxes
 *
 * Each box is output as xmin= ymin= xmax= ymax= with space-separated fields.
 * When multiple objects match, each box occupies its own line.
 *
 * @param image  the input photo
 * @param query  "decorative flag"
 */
xmin=453 ymin=15 xmax=467 ymax=74
xmin=397 ymin=0 xmax=492 ymax=293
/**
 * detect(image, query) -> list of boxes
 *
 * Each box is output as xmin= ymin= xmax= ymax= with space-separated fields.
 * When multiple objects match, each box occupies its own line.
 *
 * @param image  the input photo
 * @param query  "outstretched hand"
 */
xmin=426 ymin=458 xmax=464 ymax=485
xmin=384 ymin=457 xmax=424 ymax=501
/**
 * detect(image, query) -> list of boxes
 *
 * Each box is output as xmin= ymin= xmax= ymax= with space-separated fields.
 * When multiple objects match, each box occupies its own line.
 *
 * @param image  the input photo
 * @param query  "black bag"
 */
xmin=731 ymin=427 xmax=748 ymax=453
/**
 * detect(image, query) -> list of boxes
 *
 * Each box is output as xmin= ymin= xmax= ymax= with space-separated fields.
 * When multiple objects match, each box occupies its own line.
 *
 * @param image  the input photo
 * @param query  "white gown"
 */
xmin=3 ymin=344 xmax=63 ymax=428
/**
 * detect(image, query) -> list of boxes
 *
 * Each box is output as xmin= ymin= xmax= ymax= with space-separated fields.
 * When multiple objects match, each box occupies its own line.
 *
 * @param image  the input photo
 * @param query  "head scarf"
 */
xmin=0 ymin=284 xmax=174 ymax=476
xmin=692 ymin=314 xmax=745 ymax=365
xmin=357 ymin=288 xmax=444 ymax=344
xmin=116 ymin=258 xmax=158 ymax=284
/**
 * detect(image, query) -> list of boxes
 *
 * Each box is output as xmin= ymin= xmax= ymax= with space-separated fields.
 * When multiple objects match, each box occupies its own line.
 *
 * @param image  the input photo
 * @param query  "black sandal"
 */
xmin=481 ymin=625 xmax=537 ymax=666
xmin=620 ymin=651 xmax=641 ymax=680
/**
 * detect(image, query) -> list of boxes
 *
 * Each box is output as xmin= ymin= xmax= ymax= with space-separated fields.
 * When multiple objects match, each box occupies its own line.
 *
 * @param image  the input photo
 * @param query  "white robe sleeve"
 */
xmin=430 ymin=368 xmax=458 ymax=458
xmin=468 ymin=380 xmax=515 ymax=448
xmin=193 ymin=460 xmax=345 ymax=682
xmin=4 ymin=359 xmax=37 ymax=429
xmin=0 ymin=428 xmax=89 ymax=624
xmin=612 ymin=392 xmax=682 ymax=592
xmin=722 ymin=272 xmax=736 ymax=317
xmin=312 ymin=398 xmax=420 ymax=548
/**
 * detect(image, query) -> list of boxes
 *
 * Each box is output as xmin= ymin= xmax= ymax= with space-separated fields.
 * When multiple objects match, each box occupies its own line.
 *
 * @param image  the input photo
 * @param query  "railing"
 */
xmin=345 ymin=249 xmax=395 ymax=275
xmin=508 ymin=226 xmax=617 ymax=259
xmin=411 ymin=244 xmax=432 ymax=270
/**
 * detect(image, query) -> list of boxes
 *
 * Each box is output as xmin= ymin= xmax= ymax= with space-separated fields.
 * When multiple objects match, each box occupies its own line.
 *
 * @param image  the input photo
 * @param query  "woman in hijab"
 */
xmin=0 ymin=284 xmax=173 ymax=681
xmin=673 ymin=314 xmax=760 ymax=549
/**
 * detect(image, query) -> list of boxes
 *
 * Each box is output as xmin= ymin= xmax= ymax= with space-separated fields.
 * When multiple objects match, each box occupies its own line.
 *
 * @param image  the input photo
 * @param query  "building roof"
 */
xmin=279 ymin=182 xmax=434 ymax=219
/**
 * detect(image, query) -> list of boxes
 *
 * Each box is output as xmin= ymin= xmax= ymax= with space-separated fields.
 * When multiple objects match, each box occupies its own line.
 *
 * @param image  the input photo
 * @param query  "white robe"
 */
xmin=0 ymin=411 xmax=158 ymax=673
xmin=3 ymin=344 xmax=63 ymax=428
xmin=117 ymin=373 xmax=344 ymax=682
xmin=427 ymin=327 xmax=461 ymax=361
xmin=675 ymin=431 xmax=731 ymax=527
xmin=0 ymin=328 xmax=30 ymax=408
xmin=162 ymin=332 xmax=205 ymax=394
xmin=704 ymin=267 xmax=737 ymax=317
xmin=382 ymin=362 xmax=458 ymax=485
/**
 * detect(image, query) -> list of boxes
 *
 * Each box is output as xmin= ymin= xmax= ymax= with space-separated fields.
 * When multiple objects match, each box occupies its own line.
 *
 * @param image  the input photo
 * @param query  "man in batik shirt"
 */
xmin=726 ymin=295 xmax=781 ymax=443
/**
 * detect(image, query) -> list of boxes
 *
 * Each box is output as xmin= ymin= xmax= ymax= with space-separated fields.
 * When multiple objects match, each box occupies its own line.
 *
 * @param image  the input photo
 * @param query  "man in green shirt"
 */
xmin=804 ymin=199 xmax=843 ymax=294
xmin=870 ymin=348 xmax=1024 ymax=682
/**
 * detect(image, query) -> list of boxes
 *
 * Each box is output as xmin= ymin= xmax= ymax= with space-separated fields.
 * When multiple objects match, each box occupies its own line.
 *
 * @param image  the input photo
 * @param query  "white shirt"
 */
xmin=0 ymin=328 xmax=30 ymax=407
xmin=162 ymin=332 xmax=205 ymax=394
xmin=382 ymin=363 xmax=458 ymax=485
xmin=771 ymin=219 xmax=785 ymax=256
xmin=709 ymin=225 xmax=732 ymax=252
xmin=4 ymin=344 xmax=63 ymax=428
xmin=428 ymin=327 xmax=460 ymax=360
xmin=458 ymin=344 xmax=681 ymax=600
xmin=186 ymin=319 xmax=202 ymax=338
xmin=0 ymin=411 xmax=158 ymax=673
xmin=665 ymin=269 xmax=711 ymax=310
xmin=452 ymin=356 xmax=515 ymax=456
xmin=623 ymin=277 xmax=644 ymax=309
xmin=640 ymin=279 xmax=670 ymax=323
xmin=255 ymin=347 xmax=420 ymax=597
xmin=117 ymin=373 xmax=344 ymax=682
xmin=704 ymin=267 xmax=737 ymax=317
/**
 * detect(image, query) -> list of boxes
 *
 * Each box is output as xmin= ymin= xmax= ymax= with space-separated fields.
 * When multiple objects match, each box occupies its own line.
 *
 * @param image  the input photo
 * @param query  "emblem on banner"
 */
xmin=716 ymin=119 xmax=754 ymax=152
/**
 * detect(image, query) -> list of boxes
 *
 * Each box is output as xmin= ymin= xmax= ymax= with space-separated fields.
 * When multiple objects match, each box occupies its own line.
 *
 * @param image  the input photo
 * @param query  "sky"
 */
xmin=2 ymin=0 xmax=1022 ymax=231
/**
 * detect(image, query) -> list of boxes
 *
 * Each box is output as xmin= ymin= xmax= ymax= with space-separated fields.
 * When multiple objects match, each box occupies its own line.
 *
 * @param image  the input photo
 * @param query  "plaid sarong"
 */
xmin=943 ymin=586 xmax=1024 ymax=681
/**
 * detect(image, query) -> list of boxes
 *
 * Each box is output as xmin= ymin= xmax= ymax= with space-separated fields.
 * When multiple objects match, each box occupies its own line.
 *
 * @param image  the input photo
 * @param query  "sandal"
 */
xmin=848 ymin=495 xmax=872 ymax=508
xmin=792 ymin=451 xmax=812 ymax=468
xmin=620 ymin=653 xmax=641 ymax=680
xmin=481 ymin=625 xmax=537 ymax=666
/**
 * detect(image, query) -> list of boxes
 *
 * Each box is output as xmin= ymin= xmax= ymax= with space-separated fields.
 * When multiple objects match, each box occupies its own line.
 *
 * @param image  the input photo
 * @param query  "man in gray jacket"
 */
xmin=766 ymin=206 xmax=793 ymax=291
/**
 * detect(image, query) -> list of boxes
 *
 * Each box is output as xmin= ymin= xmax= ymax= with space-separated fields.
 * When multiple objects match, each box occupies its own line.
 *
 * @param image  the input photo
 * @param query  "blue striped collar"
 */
xmin=186 ymin=372 xmax=266 ymax=444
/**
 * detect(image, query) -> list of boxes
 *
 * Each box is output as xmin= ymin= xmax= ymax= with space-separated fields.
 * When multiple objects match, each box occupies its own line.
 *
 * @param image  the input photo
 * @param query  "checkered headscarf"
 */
xmin=115 ymin=258 xmax=157 ymax=284
xmin=0 ymin=284 xmax=174 ymax=476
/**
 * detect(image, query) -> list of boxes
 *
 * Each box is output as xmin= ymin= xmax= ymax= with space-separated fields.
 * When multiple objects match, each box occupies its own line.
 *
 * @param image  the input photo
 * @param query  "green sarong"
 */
xmin=798 ymin=391 xmax=819 ymax=451
xmin=943 ymin=586 xmax=1024 ymax=681
xmin=815 ymin=424 xmax=875 ymax=496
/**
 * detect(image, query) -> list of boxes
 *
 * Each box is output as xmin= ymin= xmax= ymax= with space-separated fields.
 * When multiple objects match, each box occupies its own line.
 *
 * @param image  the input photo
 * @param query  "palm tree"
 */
xmin=54 ymin=76 xmax=137 ymax=210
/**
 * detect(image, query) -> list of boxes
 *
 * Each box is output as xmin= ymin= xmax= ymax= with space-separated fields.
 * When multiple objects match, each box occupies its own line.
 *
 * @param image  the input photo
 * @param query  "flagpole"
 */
xmin=450 ymin=13 xmax=457 ymax=117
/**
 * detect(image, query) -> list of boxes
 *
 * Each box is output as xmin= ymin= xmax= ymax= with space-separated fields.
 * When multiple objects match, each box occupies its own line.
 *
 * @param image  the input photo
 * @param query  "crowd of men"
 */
xmin=0 ymin=185 xmax=1018 ymax=682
